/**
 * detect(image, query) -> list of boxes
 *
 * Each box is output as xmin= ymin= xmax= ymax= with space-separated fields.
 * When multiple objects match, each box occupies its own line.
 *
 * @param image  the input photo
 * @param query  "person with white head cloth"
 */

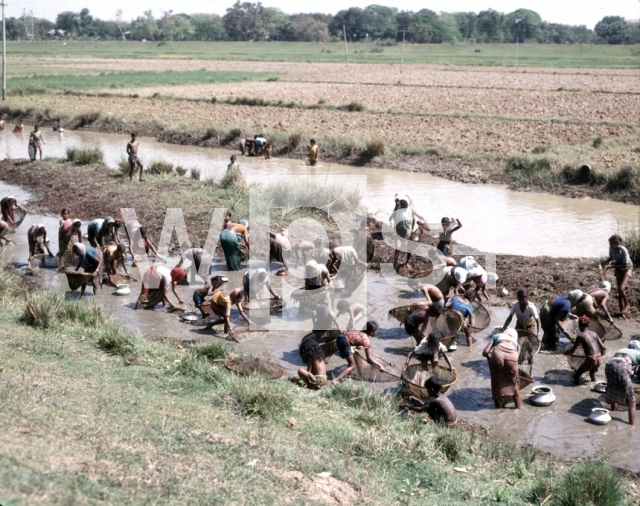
xmin=574 ymin=281 xmax=614 ymax=323
xmin=483 ymin=328 xmax=522 ymax=410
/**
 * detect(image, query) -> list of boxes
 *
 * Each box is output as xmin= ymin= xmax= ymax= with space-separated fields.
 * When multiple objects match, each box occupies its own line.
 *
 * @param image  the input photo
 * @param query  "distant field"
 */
xmin=7 ymin=41 xmax=640 ymax=68
xmin=6 ymin=70 xmax=281 ymax=91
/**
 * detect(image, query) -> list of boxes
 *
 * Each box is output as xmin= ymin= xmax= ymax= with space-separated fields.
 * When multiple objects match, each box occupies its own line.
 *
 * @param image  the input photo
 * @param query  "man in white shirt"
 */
xmin=502 ymin=288 xmax=541 ymax=340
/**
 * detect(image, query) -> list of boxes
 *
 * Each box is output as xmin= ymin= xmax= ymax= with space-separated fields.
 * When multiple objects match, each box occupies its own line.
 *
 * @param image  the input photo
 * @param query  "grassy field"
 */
xmin=6 ymin=70 xmax=282 ymax=92
xmin=6 ymin=41 xmax=640 ymax=68
xmin=0 ymin=269 xmax=636 ymax=505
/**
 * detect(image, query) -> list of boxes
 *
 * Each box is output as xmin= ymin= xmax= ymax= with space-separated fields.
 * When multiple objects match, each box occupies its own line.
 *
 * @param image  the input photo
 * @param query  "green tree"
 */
xmin=330 ymin=7 xmax=367 ymax=41
xmin=453 ymin=12 xmax=477 ymax=41
xmin=362 ymin=5 xmax=398 ymax=40
xmin=505 ymin=8 xmax=543 ymax=42
xmin=131 ymin=10 xmax=158 ymax=41
xmin=289 ymin=15 xmax=329 ymax=42
xmin=222 ymin=2 xmax=272 ymax=41
xmin=56 ymin=11 xmax=77 ymax=33
xmin=191 ymin=14 xmax=226 ymax=40
xmin=594 ymin=16 xmax=630 ymax=44
xmin=476 ymin=10 xmax=505 ymax=42
xmin=159 ymin=12 xmax=194 ymax=42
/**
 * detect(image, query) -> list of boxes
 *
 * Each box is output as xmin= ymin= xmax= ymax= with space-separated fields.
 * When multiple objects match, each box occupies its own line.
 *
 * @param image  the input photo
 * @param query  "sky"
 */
xmin=7 ymin=0 xmax=640 ymax=29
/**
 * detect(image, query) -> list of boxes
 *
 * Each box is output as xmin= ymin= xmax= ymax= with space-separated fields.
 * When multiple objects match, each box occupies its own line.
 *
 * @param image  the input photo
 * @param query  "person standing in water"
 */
xmin=127 ymin=132 xmax=145 ymax=182
xmin=29 ymin=125 xmax=45 ymax=161
xmin=601 ymin=234 xmax=633 ymax=318
xmin=308 ymin=139 xmax=320 ymax=166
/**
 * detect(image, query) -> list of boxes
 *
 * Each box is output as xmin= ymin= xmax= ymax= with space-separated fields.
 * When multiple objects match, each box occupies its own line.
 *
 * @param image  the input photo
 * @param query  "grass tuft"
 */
xmin=554 ymin=460 xmax=622 ymax=506
xmin=436 ymin=432 xmax=464 ymax=462
xmin=96 ymin=323 xmax=135 ymax=357
xmin=341 ymin=101 xmax=365 ymax=112
xmin=288 ymin=132 xmax=301 ymax=149
xmin=148 ymin=160 xmax=174 ymax=175
xmin=366 ymin=139 xmax=385 ymax=157
xmin=76 ymin=111 xmax=101 ymax=127
xmin=66 ymin=146 xmax=104 ymax=165
xmin=204 ymin=127 xmax=218 ymax=140
xmin=0 ymin=266 xmax=20 ymax=298
xmin=23 ymin=289 xmax=64 ymax=329
xmin=218 ymin=168 xmax=246 ymax=189
xmin=190 ymin=168 xmax=202 ymax=180
xmin=592 ymin=133 xmax=604 ymax=148
xmin=175 ymin=166 xmax=187 ymax=176
xmin=218 ymin=376 xmax=292 ymax=418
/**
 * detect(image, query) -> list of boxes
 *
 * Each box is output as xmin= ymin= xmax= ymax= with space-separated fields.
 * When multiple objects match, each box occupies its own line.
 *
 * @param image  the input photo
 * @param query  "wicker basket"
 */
xmin=402 ymin=364 xmax=457 ymax=399
xmin=517 ymin=368 xmax=534 ymax=390
xmin=224 ymin=357 xmax=283 ymax=379
xmin=302 ymin=330 xmax=341 ymax=359
xmin=566 ymin=347 xmax=608 ymax=372
xmin=467 ymin=301 xmax=491 ymax=333
xmin=596 ymin=319 xmax=622 ymax=341
xmin=388 ymin=305 xmax=417 ymax=325
xmin=64 ymin=269 xmax=95 ymax=291
xmin=353 ymin=350 xmax=401 ymax=382
xmin=243 ymin=298 xmax=285 ymax=314
xmin=340 ymin=266 xmax=367 ymax=297
xmin=517 ymin=329 xmax=541 ymax=365
xmin=564 ymin=319 xmax=606 ymax=341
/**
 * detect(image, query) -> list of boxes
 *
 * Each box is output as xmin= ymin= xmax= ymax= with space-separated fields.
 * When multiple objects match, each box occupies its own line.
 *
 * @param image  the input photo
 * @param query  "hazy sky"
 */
xmin=8 ymin=0 xmax=640 ymax=29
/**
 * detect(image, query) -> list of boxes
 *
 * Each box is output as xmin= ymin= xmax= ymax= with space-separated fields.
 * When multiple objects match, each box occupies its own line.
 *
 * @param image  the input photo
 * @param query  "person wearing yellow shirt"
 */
xmin=308 ymin=139 xmax=320 ymax=166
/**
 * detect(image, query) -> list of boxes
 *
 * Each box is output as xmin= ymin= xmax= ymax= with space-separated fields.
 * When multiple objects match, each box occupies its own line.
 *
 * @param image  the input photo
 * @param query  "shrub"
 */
xmin=148 ymin=160 xmax=174 ymax=175
xmin=526 ymin=476 xmax=556 ymax=505
xmin=506 ymin=156 xmax=552 ymax=173
xmin=194 ymin=340 xmax=233 ymax=362
xmin=623 ymin=223 xmax=640 ymax=266
xmin=288 ymin=133 xmax=301 ymax=149
xmin=76 ymin=111 xmax=101 ymax=126
xmin=66 ymin=146 xmax=104 ymax=165
xmin=0 ymin=266 xmax=20 ymax=297
xmin=190 ymin=168 xmax=202 ymax=180
xmin=436 ymin=432 xmax=464 ymax=462
xmin=532 ymin=145 xmax=548 ymax=154
xmin=366 ymin=139 xmax=385 ymax=157
xmin=219 ymin=168 xmax=246 ymax=189
xmin=318 ymin=98 xmax=326 ymax=105
xmin=175 ymin=166 xmax=187 ymax=176
xmin=341 ymin=101 xmax=365 ymax=112
xmin=592 ymin=134 xmax=603 ymax=148
xmin=96 ymin=324 xmax=135 ymax=356
xmin=204 ymin=127 xmax=218 ymax=140
xmin=118 ymin=156 xmax=131 ymax=177
xmin=229 ymin=128 xmax=242 ymax=139
xmin=604 ymin=166 xmax=640 ymax=193
xmin=23 ymin=289 xmax=65 ymax=329
xmin=221 ymin=377 xmax=292 ymax=418
xmin=553 ymin=461 xmax=621 ymax=506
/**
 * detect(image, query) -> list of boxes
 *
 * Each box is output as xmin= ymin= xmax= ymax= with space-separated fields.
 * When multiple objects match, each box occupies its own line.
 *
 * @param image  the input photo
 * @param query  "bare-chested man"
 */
xmin=127 ymin=132 xmax=144 ymax=182
xmin=575 ymin=282 xmax=614 ymax=323
xmin=564 ymin=315 xmax=606 ymax=385
xmin=407 ymin=278 xmax=445 ymax=314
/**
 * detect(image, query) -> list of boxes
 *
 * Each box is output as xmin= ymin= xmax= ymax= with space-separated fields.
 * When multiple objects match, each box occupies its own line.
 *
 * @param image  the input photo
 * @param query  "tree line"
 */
xmin=9 ymin=4 xmax=640 ymax=45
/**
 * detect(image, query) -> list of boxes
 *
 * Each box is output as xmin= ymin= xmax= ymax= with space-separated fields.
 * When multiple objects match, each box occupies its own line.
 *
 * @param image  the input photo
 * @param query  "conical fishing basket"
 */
xmin=290 ymin=285 xmax=331 ymax=301
xmin=401 ymin=364 xmax=457 ymax=399
xmin=429 ymin=310 xmax=463 ymax=342
xmin=243 ymin=298 xmax=285 ymax=315
xmin=467 ymin=301 xmax=491 ymax=333
xmin=353 ymin=350 xmax=402 ymax=382
xmin=302 ymin=330 xmax=341 ymax=359
xmin=388 ymin=305 xmax=416 ymax=325
xmin=565 ymin=319 xmax=606 ymax=341
xmin=224 ymin=356 xmax=283 ymax=379
xmin=566 ymin=347 xmax=607 ymax=372
xmin=517 ymin=329 xmax=540 ymax=364
xmin=340 ymin=266 xmax=366 ymax=297
xmin=65 ymin=269 xmax=95 ymax=291
xmin=595 ymin=319 xmax=622 ymax=341
xmin=517 ymin=368 xmax=534 ymax=390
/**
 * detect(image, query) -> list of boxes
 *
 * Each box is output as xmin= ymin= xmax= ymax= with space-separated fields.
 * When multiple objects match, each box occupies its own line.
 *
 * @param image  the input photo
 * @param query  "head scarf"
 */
xmin=598 ymin=281 xmax=611 ymax=294
xmin=170 ymin=267 xmax=186 ymax=283
xmin=452 ymin=267 xmax=468 ymax=284
xmin=305 ymin=259 xmax=320 ymax=277
xmin=238 ymin=219 xmax=248 ymax=227
xmin=567 ymin=290 xmax=585 ymax=307
xmin=579 ymin=315 xmax=590 ymax=325
xmin=503 ymin=328 xmax=518 ymax=340
xmin=628 ymin=340 xmax=640 ymax=351
xmin=72 ymin=243 xmax=86 ymax=256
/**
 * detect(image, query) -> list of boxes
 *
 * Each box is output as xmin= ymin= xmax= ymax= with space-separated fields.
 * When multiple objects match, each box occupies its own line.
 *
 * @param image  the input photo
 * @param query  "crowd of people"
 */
xmin=0 ymin=134 xmax=636 ymax=428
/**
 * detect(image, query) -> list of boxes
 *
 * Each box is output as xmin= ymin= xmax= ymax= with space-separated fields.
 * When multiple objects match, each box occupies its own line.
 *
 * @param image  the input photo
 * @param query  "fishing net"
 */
xmin=564 ymin=319 xmax=606 ymax=341
xmin=224 ymin=357 xmax=283 ymax=379
xmin=596 ymin=319 xmax=623 ymax=341
xmin=402 ymin=364 xmax=457 ymax=399
xmin=467 ymin=301 xmax=491 ymax=333
xmin=64 ymin=269 xmax=95 ymax=291
xmin=429 ymin=310 xmax=463 ymax=341
xmin=388 ymin=305 xmax=416 ymax=325
xmin=290 ymin=285 xmax=332 ymax=301
xmin=243 ymin=298 xmax=285 ymax=314
xmin=352 ymin=350 xmax=402 ymax=382
xmin=566 ymin=347 xmax=608 ymax=372
xmin=517 ymin=368 xmax=534 ymax=390
xmin=340 ymin=266 xmax=366 ymax=297
xmin=517 ymin=329 xmax=540 ymax=365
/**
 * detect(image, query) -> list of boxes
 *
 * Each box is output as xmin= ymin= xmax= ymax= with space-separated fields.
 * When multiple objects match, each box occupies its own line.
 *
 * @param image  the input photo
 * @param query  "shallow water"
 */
xmin=2 ymin=126 xmax=638 ymax=258
xmin=2 ymin=131 xmax=640 ymax=471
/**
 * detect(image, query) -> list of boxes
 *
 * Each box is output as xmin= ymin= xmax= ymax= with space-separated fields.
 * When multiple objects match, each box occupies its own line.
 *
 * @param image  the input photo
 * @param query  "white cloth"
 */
xmin=452 ymin=266 xmax=468 ymax=284
xmin=155 ymin=265 xmax=172 ymax=286
xmin=509 ymin=301 xmax=539 ymax=328
xmin=458 ymin=256 xmax=477 ymax=271
xmin=333 ymin=246 xmax=358 ymax=265
xmin=244 ymin=268 xmax=270 ymax=295
xmin=274 ymin=233 xmax=292 ymax=251
xmin=414 ymin=341 xmax=447 ymax=357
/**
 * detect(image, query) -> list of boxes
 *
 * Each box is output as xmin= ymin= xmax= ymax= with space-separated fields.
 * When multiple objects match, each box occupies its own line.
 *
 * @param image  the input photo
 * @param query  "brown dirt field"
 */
xmin=36 ymin=57 xmax=640 ymax=92
xmin=105 ymin=81 xmax=640 ymax=125
xmin=10 ymin=94 xmax=638 ymax=166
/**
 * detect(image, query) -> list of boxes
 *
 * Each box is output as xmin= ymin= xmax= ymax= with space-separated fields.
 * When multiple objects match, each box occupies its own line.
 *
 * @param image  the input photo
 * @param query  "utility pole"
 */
xmin=400 ymin=30 xmax=406 ymax=75
xmin=2 ymin=1 xmax=6 ymax=101
xmin=342 ymin=24 xmax=349 ymax=67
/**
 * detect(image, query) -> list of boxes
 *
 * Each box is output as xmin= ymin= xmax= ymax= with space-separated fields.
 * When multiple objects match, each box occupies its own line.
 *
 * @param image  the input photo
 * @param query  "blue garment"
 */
xmin=550 ymin=295 xmax=571 ymax=320
xmin=491 ymin=332 xmax=521 ymax=354
xmin=437 ymin=242 xmax=451 ymax=256
xmin=336 ymin=333 xmax=353 ymax=359
xmin=193 ymin=291 xmax=204 ymax=308
xmin=449 ymin=296 xmax=473 ymax=318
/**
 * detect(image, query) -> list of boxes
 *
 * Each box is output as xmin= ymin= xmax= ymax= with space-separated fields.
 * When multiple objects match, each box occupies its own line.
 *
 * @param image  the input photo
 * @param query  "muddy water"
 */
xmin=2 ymin=134 xmax=640 ymax=470
xmin=1 ymin=127 xmax=638 ymax=258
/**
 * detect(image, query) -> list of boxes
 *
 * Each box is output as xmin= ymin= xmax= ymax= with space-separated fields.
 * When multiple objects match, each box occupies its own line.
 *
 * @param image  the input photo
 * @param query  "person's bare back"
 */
xmin=126 ymin=133 xmax=144 ymax=181
xmin=427 ymin=394 xmax=457 ymax=424
xmin=576 ymin=329 xmax=605 ymax=357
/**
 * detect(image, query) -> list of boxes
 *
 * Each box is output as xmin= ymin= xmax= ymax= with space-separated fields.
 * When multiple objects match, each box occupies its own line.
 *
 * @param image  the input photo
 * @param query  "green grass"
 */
xmin=5 ymin=41 xmax=640 ymax=68
xmin=0 ymin=274 xmax=635 ymax=504
xmin=6 ymin=69 xmax=282 ymax=91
